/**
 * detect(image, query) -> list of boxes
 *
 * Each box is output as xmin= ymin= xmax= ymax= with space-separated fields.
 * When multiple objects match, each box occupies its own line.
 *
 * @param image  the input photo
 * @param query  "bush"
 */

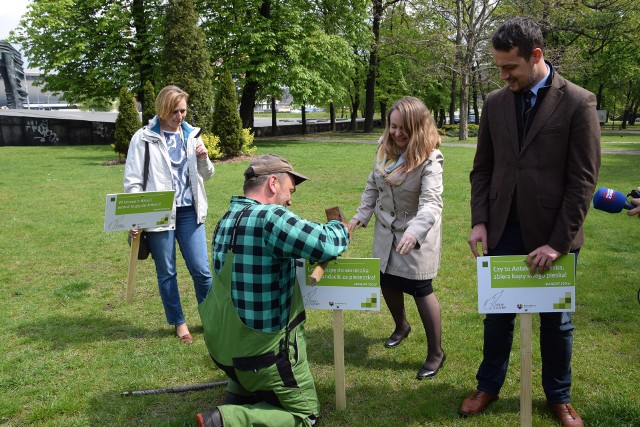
xmin=240 ymin=128 xmax=257 ymax=156
xmin=113 ymin=88 xmax=141 ymax=161
xmin=438 ymin=124 xmax=479 ymax=138
xmin=141 ymin=80 xmax=156 ymax=126
xmin=213 ymin=69 xmax=243 ymax=157
xmin=202 ymin=128 xmax=256 ymax=161
xmin=202 ymin=133 xmax=223 ymax=161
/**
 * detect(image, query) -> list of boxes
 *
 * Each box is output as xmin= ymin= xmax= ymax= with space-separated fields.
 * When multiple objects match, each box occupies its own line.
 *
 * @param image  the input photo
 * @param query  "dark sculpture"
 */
xmin=0 ymin=41 xmax=28 ymax=109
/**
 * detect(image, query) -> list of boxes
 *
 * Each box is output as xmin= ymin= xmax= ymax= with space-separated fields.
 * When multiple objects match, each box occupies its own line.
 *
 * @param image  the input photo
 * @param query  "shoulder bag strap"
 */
xmin=142 ymin=140 xmax=149 ymax=191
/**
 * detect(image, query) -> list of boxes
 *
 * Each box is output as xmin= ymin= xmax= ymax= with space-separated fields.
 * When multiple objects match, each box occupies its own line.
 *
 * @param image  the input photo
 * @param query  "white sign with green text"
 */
xmin=296 ymin=258 xmax=380 ymax=311
xmin=477 ymin=254 xmax=576 ymax=314
xmin=104 ymin=191 xmax=174 ymax=232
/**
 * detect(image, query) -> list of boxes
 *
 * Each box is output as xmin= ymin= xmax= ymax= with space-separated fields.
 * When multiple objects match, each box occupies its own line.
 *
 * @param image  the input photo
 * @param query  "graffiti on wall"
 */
xmin=25 ymin=119 xmax=60 ymax=145
xmin=92 ymin=121 xmax=114 ymax=142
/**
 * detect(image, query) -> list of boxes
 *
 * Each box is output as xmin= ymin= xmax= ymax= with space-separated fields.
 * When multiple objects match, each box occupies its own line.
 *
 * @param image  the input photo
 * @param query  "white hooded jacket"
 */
xmin=124 ymin=116 xmax=215 ymax=231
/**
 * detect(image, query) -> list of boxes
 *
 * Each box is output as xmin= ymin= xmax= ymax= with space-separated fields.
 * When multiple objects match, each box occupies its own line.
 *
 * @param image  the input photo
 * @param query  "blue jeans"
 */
xmin=476 ymin=221 xmax=577 ymax=404
xmin=145 ymin=206 xmax=212 ymax=326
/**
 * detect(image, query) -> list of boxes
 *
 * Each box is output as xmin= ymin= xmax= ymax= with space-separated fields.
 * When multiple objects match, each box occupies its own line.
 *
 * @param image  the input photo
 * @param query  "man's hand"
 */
xmin=627 ymin=198 xmax=640 ymax=218
xmin=468 ymin=223 xmax=488 ymax=258
xmin=526 ymin=244 xmax=560 ymax=275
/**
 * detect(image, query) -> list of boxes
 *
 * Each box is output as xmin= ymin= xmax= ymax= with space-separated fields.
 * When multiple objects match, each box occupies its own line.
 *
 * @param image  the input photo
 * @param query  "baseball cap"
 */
xmin=244 ymin=154 xmax=309 ymax=185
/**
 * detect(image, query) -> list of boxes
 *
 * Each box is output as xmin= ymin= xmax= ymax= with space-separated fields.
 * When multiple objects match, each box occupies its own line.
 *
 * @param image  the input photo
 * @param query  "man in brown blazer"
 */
xmin=460 ymin=17 xmax=600 ymax=427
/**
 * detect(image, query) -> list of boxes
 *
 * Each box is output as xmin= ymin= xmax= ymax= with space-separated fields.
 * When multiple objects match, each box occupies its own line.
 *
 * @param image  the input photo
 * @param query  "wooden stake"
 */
xmin=333 ymin=309 xmax=346 ymax=410
xmin=520 ymin=312 xmax=532 ymax=427
xmin=126 ymin=233 xmax=140 ymax=303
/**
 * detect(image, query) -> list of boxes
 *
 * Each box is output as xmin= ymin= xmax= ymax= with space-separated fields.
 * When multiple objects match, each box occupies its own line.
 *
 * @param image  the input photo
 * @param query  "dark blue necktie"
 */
xmin=523 ymin=90 xmax=533 ymax=122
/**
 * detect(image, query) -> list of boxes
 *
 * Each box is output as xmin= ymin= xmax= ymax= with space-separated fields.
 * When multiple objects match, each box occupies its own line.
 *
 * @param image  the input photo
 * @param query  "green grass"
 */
xmin=1 ymin=138 xmax=639 ymax=426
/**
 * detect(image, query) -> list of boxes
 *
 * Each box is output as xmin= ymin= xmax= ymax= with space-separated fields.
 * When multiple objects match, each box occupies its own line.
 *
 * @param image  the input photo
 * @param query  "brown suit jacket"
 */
xmin=470 ymin=71 xmax=601 ymax=253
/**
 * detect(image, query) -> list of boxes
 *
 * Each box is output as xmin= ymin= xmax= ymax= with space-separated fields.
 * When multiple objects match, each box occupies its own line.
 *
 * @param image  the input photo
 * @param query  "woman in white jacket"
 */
xmin=124 ymin=85 xmax=214 ymax=344
xmin=349 ymin=96 xmax=445 ymax=379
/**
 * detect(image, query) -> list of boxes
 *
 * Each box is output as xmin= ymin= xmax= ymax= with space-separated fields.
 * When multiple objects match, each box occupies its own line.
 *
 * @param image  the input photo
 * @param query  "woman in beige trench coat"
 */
xmin=349 ymin=96 xmax=445 ymax=379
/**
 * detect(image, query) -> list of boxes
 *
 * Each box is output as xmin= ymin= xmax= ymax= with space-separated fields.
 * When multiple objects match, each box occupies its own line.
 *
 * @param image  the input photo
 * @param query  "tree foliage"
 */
xmin=199 ymin=0 xmax=303 ymax=128
xmin=12 ymin=0 xmax=640 ymax=138
xmin=212 ymin=69 xmax=243 ymax=158
xmin=161 ymin=0 xmax=215 ymax=132
xmin=199 ymin=0 xmax=368 ymax=130
xmin=113 ymin=88 xmax=141 ymax=161
xmin=11 ymin=0 xmax=163 ymax=104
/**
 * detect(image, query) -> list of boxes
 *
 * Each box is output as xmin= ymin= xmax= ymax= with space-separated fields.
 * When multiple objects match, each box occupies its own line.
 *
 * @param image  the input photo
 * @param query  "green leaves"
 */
xmin=113 ymin=87 xmax=141 ymax=161
xmin=161 ymin=0 xmax=215 ymax=131
xmin=12 ymin=0 xmax=164 ymax=104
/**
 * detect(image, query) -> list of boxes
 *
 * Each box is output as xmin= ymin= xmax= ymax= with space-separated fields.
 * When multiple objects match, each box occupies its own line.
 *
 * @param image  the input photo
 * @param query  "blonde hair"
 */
xmin=380 ymin=96 xmax=441 ymax=172
xmin=155 ymin=85 xmax=189 ymax=121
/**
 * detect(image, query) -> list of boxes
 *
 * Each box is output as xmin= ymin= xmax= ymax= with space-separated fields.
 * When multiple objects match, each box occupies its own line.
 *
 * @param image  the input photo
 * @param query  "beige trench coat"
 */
xmin=353 ymin=148 xmax=443 ymax=280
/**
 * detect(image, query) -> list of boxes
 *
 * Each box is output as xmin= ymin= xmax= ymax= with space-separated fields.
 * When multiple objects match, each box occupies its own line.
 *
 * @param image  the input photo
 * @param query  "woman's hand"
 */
xmin=196 ymin=142 xmax=208 ymax=160
xmin=348 ymin=218 xmax=364 ymax=233
xmin=396 ymin=232 xmax=417 ymax=255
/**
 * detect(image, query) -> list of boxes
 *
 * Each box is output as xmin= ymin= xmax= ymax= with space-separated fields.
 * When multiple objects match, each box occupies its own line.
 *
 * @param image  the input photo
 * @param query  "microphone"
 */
xmin=593 ymin=187 xmax=634 ymax=213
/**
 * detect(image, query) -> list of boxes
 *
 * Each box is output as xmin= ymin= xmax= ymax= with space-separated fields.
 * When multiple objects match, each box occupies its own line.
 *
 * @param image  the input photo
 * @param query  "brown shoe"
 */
xmin=549 ymin=403 xmax=584 ymax=427
xmin=458 ymin=390 xmax=498 ymax=416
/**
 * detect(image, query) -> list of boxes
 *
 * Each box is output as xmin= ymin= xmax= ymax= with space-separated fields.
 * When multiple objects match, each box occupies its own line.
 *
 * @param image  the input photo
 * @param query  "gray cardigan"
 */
xmin=353 ymin=148 xmax=444 ymax=280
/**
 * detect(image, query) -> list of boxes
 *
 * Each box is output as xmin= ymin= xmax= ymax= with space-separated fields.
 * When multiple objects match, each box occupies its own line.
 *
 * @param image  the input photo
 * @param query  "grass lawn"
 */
xmin=1 ymin=135 xmax=639 ymax=426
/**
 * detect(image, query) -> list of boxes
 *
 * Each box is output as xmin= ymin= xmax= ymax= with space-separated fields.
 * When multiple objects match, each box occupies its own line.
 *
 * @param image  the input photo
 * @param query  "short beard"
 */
xmin=526 ymin=67 xmax=538 ymax=89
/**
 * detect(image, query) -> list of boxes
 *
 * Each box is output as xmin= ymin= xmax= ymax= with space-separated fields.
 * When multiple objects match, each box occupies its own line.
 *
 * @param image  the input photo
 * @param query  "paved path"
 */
xmin=3 ymin=108 xmax=638 ymax=155
xmin=256 ymin=134 xmax=640 ymax=155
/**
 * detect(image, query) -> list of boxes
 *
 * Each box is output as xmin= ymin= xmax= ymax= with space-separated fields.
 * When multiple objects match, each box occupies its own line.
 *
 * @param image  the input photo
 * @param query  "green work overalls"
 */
xmin=199 ymin=248 xmax=319 ymax=427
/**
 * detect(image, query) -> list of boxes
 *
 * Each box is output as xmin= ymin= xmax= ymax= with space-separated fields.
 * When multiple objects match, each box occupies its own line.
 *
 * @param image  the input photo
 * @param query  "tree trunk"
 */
xmin=449 ymin=69 xmax=457 ymax=125
xmin=449 ymin=0 xmax=463 ymax=126
xmin=131 ymin=0 xmax=153 ymax=102
xmin=459 ymin=70 xmax=469 ymax=140
xmin=596 ymin=83 xmax=604 ymax=110
xmin=301 ymin=103 xmax=307 ymax=134
xmin=271 ymin=97 xmax=277 ymax=135
xmin=330 ymin=102 xmax=336 ymax=131
xmin=471 ymin=63 xmax=479 ymax=124
xmin=238 ymin=0 xmax=271 ymax=130
xmin=380 ymin=101 xmax=387 ymax=129
xmin=240 ymin=76 xmax=257 ymax=129
xmin=364 ymin=0 xmax=383 ymax=133
xmin=350 ymin=90 xmax=359 ymax=132
xmin=438 ymin=108 xmax=446 ymax=127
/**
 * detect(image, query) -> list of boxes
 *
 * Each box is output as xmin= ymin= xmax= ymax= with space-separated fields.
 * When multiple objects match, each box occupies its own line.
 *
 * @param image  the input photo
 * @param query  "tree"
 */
xmin=113 ymin=88 xmax=141 ymax=162
xmin=199 ymin=0 xmax=369 ymax=131
xmin=424 ymin=0 xmax=500 ymax=140
xmin=500 ymin=0 xmax=640 ymax=127
xmin=363 ymin=0 xmax=403 ymax=133
xmin=212 ymin=69 xmax=243 ymax=158
xmin=142 ymin=80 xmax=156 ymax=126
xmin=286 ymin=30 xmax=354 ymax=134
xmin=161 ymin=0 xmax=215 ymax=132
xmin=375 ymin=2 xmax=450 ymax=125
xmin=306 ymin=0 xmax=370 ymax=131
xmin=200 ymin=0 xmax=307 ymax=129
xmin=11 ymin=0 xmax=163 ymax=104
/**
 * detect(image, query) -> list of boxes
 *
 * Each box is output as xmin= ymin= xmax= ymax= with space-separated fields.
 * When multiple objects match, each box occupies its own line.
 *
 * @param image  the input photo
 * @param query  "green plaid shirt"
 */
xmin=212 ymin=196 xmax=349 ymax=332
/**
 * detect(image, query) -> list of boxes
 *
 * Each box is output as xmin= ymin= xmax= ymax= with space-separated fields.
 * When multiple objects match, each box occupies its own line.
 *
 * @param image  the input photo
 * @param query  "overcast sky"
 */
xmin=1 ymin=0 xmax=31 ymax=68
xmin=0 ymin=0 xmax=30 ymax=40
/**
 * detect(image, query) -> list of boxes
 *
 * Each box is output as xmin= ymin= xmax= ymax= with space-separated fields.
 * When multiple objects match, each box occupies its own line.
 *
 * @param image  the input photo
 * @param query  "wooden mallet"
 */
xmin=309 ymin=206 xmax=347 ymax=286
